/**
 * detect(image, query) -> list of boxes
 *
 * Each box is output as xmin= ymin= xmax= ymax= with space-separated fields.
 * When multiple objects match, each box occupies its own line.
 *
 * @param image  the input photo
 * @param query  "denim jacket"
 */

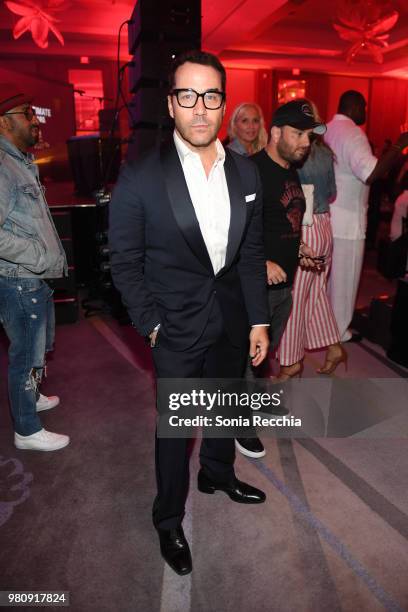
xmin=0 ymin=136 xmax=67 ymax=278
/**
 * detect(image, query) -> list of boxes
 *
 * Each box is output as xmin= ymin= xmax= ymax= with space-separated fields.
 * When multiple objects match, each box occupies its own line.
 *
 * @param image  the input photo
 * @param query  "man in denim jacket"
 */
xmin=0 ymin=85 xmax=69 ymax=451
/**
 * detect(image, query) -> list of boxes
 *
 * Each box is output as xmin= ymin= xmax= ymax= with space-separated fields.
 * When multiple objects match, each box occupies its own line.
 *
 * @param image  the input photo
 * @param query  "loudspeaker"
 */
xmin=128 ymin=0 xmax=201 ymax=54
xmin=126 ymin=126 xmax=172 ymax=161
xmin=352 ymin=295 xmax=394 ymax=350
xmin=367 ymin=296 xmax=393 ymax=350
xmin=98 ymin=108 xmax=119 ymax=134
xmin=49 ymin=209 xmax=79 ymax=324
xmin=127 ymin=0 xmax=201 ymax=160
xmin=129 ymin=89 xmax=170 ymax=127
xmin=67 ymin=136 xmax=121 ymax=196
xmin=387 ymin=277 xmax=408 ymax=367
xmin=129 ymin=40 xmax=195 ymax=91
xmin=377 ymin=236 xmax=408 ymax=279
xmin=351 ymin=306 xmax=370 ymax=338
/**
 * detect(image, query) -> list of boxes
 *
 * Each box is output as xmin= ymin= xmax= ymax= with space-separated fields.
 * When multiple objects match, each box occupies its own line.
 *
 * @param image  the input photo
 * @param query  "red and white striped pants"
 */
xmin=277 ymin=212 xmax=340 ymax=366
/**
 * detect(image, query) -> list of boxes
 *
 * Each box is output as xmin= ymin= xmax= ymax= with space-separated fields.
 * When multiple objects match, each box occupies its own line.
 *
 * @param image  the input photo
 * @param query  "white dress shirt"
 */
xmin=174 ymin=131 xmax=230 ymax=275
xmin=325 ymin=114 xmax=377 ymax=240
xmin=173 ymin=131 xmax=268 ymax=330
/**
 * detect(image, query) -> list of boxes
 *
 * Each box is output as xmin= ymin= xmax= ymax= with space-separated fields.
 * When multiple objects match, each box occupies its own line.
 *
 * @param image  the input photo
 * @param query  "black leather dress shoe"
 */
xmin=197 ymin=469 xmax=266 ymax=504
xmin=158 ymin=526 xmax=192 ymax=575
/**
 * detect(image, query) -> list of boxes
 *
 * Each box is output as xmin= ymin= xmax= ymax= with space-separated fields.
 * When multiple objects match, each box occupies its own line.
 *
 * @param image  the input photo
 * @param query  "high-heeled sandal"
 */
xmin=316 ymin=344 xmax=348 ymax=375
xmin=271 ymin=361 xmax=303 ymax=382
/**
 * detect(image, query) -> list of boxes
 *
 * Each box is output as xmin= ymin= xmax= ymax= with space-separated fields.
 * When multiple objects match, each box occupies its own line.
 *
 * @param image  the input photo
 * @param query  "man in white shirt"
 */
xmin=109 ymin=50 xmax=269 ymax=576
xmin=325 ymin=90 xmax=408 ymax=342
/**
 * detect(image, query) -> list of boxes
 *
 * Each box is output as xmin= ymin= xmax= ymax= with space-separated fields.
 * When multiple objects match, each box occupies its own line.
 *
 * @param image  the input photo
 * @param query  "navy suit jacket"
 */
xmin=109 ymin=140 xmax=268 ymax=351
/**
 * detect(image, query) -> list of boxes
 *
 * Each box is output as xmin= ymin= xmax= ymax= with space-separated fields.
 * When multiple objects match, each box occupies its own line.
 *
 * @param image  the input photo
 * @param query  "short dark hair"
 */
xmin=338 ymin=90 xmax=366 ymax=114
xmin=168 ymin=49 xmax=226 ymax=92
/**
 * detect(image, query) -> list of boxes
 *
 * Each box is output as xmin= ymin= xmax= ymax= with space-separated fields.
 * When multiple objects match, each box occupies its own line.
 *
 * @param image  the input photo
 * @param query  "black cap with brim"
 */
xmin=283 ymin=119 xmax=327 ymax=135
xmin=272 ymin=100 xmax=326 ymax=135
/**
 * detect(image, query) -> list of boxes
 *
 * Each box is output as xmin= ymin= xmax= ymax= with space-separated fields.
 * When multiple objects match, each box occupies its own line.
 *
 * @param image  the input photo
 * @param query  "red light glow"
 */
xmin=5 ymin=0 xmax=67 ymax=49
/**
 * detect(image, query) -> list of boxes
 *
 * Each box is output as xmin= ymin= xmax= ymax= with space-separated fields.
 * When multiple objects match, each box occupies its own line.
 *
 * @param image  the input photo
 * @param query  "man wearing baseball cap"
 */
xmin=240 ymin=99 xmax=321 ymax=435
xmin=0 ymin=84 xmax=69 ymax=451
xmin=271 ymin=99 xmax=327 ymax=135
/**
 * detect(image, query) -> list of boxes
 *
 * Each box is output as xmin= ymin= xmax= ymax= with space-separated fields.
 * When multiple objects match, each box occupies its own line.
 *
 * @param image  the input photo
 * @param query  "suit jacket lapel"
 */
xmin=160 ymin=141 xmax=213 ymax=273
xmin=222 ymin=149 xmax=246 ymax=273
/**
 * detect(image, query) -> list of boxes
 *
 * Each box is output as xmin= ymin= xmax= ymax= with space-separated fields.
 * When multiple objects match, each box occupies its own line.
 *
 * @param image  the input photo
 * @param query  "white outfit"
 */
xmin=325 ymin=114 xmax=377 ymax=341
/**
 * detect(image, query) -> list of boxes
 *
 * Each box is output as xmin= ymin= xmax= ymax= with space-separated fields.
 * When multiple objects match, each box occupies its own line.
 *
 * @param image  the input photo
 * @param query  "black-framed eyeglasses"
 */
xmin=4 ymin=107 xmax=37 ymax=121
xmin=171 ymin=89 xmax=225 ymax=110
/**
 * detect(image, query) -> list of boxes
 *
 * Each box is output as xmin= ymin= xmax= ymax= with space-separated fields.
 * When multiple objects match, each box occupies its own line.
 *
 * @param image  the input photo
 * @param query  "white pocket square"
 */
xmin=245 ymin=193 xmax=256 ymax=203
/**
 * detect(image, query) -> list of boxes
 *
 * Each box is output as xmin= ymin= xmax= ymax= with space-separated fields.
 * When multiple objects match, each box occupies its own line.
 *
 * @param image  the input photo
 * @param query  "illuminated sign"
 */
xmin=33 ymin=105 xmax=52 ymax=124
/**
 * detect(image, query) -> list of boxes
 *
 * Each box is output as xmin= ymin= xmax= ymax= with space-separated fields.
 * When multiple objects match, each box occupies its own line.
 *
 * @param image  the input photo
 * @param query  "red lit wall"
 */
xmin=368 ymin=79 xmax=408 ymax=152
xmin=68 ymin=69 xmax=104 ymax=135
xmin=222 ymin=66 xmax=407 ymax=154
xmin=1 ymin=58 xmax=129 ymax=140
xmin=220 ymin=68 xmax=256 ymax=141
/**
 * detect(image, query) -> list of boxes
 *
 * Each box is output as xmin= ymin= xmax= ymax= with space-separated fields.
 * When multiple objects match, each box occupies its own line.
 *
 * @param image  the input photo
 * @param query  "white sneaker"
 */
xmin=36 ymin=393 xmax=60 ymax=412
xmin=15 ymin=428 xmax=69 ymax=451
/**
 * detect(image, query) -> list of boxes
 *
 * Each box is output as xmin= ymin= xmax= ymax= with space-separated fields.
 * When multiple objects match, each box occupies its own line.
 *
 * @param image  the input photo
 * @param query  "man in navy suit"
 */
xmin=109 ymin=50 xmax=269 ymax=575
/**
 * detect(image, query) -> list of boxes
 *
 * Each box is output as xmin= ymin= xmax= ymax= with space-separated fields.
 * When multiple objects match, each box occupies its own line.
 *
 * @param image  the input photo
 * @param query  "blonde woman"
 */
xmin=227 ymin=102 xmax=268 ymax=156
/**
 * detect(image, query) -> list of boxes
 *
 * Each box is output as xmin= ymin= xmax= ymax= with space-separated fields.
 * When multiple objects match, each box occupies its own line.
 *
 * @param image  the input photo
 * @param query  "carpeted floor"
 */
xmin=0 ymin=303 xmax=407 ymax=611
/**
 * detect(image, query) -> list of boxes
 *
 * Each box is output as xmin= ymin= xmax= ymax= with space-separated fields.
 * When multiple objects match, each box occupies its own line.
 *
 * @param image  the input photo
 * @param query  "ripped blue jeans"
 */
xmin=0 ymin=277 xmax=55 ymax=435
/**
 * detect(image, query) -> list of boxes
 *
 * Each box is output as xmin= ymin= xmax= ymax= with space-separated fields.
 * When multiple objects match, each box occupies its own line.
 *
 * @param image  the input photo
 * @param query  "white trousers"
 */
xmin=328 ymin=237 xmax=365 ymax=342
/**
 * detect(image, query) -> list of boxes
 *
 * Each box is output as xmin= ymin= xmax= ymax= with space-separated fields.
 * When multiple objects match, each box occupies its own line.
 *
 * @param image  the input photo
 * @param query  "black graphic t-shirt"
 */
xmin=251 ymin=149 xmax=305 ymax=288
